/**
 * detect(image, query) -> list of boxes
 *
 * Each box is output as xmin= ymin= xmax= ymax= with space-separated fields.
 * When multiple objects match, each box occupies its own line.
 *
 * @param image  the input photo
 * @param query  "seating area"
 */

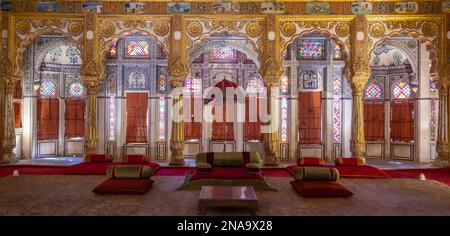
xmin=177 ymin=152 xmax=277 ymax=191
xmin=65 ymin=154 xmax=160 ymax=175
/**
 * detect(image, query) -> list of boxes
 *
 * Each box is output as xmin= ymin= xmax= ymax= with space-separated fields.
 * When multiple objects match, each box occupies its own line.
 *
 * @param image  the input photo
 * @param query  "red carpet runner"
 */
xmin=384 ymin=168 xmax=450 ymax=186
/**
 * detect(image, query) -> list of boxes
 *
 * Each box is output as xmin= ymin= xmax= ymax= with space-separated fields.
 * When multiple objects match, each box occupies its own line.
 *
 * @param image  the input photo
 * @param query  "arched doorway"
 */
xmin=23 ymin=35 xmax=85 ymax=158
xmin=184 ymin=32 xmax=262 ymax=156
xmin=365 ymin=36 xmax=421 ymax=160
xmin=103 ymin=33 xmax=168 ymax=159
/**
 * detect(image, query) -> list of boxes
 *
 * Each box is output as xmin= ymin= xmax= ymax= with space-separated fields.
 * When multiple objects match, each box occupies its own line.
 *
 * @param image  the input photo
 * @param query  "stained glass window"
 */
xmin=127 ymin=41 xmax=149 ymax=56
xmin=366 ymin=83 xmax=382 ymax=99
xmin=333 ymin=100 xmax=341 ymax=142
xmin=109 ymin=97 xmax=116 ymax=141
xmin=40 ymin=80 xmax=57 ymax=96
xmin=393 ymin=82 xmax=411 ymax=99
xmin=184 ymin=76 xmax=202 ymax=94
xmin=212 ymin=47 xmax=235 ymax=61
xmin=159 ymin=96 xmax=166 ymax=140
xmin=280 ymin=74 xmax=289 ymax=94
xmin=431 ymin=99 xmax=436 ymax=141
xmin=246 ymin=75 xmax=264 ymax=94
xmin=298 ymin=40 xmax=324 ymax=60
xmin=281 ymin=97 xmax=288 ymax=142
xmin=158 ymin=67 xmax=167 ymax=93
xmin=69 ymin=82 xmax=84 ymax=97
xmin=333 ymin=75 xmax=342 ymax=95
xmin=333 ymin=44 xmax=342 ymax=60
xmin=109 ymin=42 xmax=117 ymax=58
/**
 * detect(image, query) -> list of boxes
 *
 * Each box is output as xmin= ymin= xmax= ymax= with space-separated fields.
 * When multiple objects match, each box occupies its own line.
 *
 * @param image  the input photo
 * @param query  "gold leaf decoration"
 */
xmin=368 ymin=23 xmax=386 ymax=38
xmin=262 ymin=57 xmax=283 ymax=79
xmin=16 ymin=20 xmax=31 ymax=35
xmin=245 ymin=22 xmax=262 ymax=38
xmin=68 ymin=21 xmax=83 ymax=37
xmin=187 ymin=21 xmax=202 ymax=37
xmin=281 ymin=22 xmax=296 ymax=37
xmin=421 ymin=21 xmax=439 ymax=38
xmin=80 ymin=57 xmax=99 ymax=77
xmin=335 ymin=22 xmax=350 ymax=38
xmin=0 ymin=55 xmax=12 ymax=75
xmin=99 ymin=21 xmax=116 ymax=38
xmin=168 ymin=58 xmax=189 ymax=78
xmin=154 ymin=21 xmax=169 ymax=37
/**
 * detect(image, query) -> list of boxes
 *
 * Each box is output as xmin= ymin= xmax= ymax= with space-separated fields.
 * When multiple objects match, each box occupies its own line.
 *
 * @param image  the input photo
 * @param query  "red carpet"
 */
xmin=0 ymin=165 xmax=68 ymax=177
xmin=287 ymin=165 xmax=389 ymax=178
xmin=384 ymin=168 xmax=450 ymax=186
xmin=154 ymin=167 xmax=195 ymax=176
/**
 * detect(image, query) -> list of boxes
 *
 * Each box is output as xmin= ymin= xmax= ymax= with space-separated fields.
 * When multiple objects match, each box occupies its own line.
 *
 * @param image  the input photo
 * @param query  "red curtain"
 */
xmin=37 ymin=98 xmax=59 ymax=140
xmin=65 ymin=100 xmax=85 ymax=138
xmin=212 ymin=102 xmax=234 ymax=140
xmin=364 ymin=101 xmax=384 ymax=141
xmin=244 ymin=97 xmax=263 ymax=141
xmin=13 ymin=102 xmax=22 ymax=128
xmin=391 ymin=100 xmax=414 ymax=142
xmin=184 ymin=97 xmax=202 ymax=140
xmin=298 ymin=92 xmax=321 ymax=144
xmin=126 ymin=93 xmax=148 ymax=143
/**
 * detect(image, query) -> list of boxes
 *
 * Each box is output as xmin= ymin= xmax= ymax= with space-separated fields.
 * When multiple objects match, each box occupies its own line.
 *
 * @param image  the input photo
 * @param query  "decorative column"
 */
xmin=81 ymin=57 xmax=100 ymax=156
xmin=435 ymin=69 xmax=450 ymax=167
xmin=0 ymin=57 xmax=19 ymax=164
xmin=168 ymin=59 xmax=188 ymax=165
xmin=350 ymin=58 xmax=371 ymax=157
xmin=262 ymin=58 xmax=283 ymax=166
xmin=349 ymin=15 xmax=371 ymax=157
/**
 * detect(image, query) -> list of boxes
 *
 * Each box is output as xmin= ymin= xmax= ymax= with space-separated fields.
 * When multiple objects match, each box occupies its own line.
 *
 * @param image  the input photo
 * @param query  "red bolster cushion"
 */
xmin=335 ymin=157 xmax=366 ymax=166
xmin=123 ymin=155 xmax=148 ymax=163
xmin=290 ymin=180 xmax=353 ymax=198
xmin=297 ymin=157 xmax=324 ymax=166
xmin=85 ymin=154 xmax=112 ymax=163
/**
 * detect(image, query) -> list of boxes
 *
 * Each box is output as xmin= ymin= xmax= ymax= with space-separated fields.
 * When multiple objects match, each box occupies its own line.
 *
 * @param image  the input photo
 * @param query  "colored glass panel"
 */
xmin=109 ymin=42 xmax=117 ymax=57
xmin=246 ymin=75 xmax=264 ymax=94
xmin=393 ymin=82 xmax=411 ymax=99
xmin=184 ymin=76 xmax=202 ymax=94
xmin=333 ymin=100 xmax=341 ymax=142
xmin=366 ymin=83 xmax=382 ymax=99
xmin=298 ymin=40 xmax=324 ymax=60
xmin=158 ymin=68 xmax=167 ymax=93
xmin=333 ymin=44 xmax=342 ymax=60
xmin=127 ymin=41 xmax=149 ymax=56
xmin=40 ymin=80 xmax=57 ymax=96
xmin=159 ymin=96 xmax=166 ymax=140
xmin=431 ymin=99 xmax=436 ymax=141
xmin=212 ymin=47 xmax=235 ymax=61
xmin=280 ymin=74 xmax=289 ymax=94
xmin=69 ymin=82 xmax=84 ymax=97
xmin=281 ymin=97 xmax=288 ymax=142
xmin=109 ymin=96 xmax=116 ymax=141
xmin=333 ymin=76 xmax=342 ymax=95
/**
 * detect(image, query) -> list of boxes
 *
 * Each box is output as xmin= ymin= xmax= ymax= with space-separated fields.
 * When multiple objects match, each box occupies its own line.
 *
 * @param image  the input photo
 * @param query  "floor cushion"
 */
xmin=65 ymin=161 xmax=160 ymax=175
xmin=290 ymin=180 xmax=353 ymax=198
xmin=297 ymin=157 xmax=324 ymax=166
xmin=93 ymin=178 xmax=154 ymax=194
xmin=335 ymin=157 xmax=366 ymax=166
xmin=190 ymin=167 xmax=264 ymax=181
xmin=291 ymin=167 xmax=340 ymax=182
xmin=107 ymin=165 xmax=153 ymax=179
xmin=196 ymin=162 xmax=212 ymax=173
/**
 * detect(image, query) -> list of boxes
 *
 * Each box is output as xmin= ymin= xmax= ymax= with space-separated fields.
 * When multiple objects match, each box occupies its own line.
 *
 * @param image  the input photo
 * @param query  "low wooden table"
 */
xmin=198 ymin=186 xmax=259 ymax=215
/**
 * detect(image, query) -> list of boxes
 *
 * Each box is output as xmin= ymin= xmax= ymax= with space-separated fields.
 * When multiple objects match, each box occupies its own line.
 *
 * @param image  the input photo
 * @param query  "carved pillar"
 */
xmin=169 ymin=59 xmax=188 ymax=165
xmin=435 ymin=70 xmax=450 ymax=167
xmin=1 ymin=76 xmax=19 ymax=164
xmin=81 ymin=58 xmax=100 ymax=156
xmin=262 ymin=58 xmax=283 ymax=166
xmin=350 ymin=58 xmax=371 ymax=157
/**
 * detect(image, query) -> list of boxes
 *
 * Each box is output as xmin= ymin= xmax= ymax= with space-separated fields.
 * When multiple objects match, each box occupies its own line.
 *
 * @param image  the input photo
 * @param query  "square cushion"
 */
xmin=93 ymin=178 xmax=154 ymax=194
xmin=290 ymin=180 xmax=353 ymax=198
xmin=335 ymin=157 xmax=366 ymax=166
xmin=85 ymin=154 xmax=112 ymax=163
xmin=123 ymin=155 xmax=148 ymax=164
xmin=297 ymin=157 xmax=324 ymax=166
